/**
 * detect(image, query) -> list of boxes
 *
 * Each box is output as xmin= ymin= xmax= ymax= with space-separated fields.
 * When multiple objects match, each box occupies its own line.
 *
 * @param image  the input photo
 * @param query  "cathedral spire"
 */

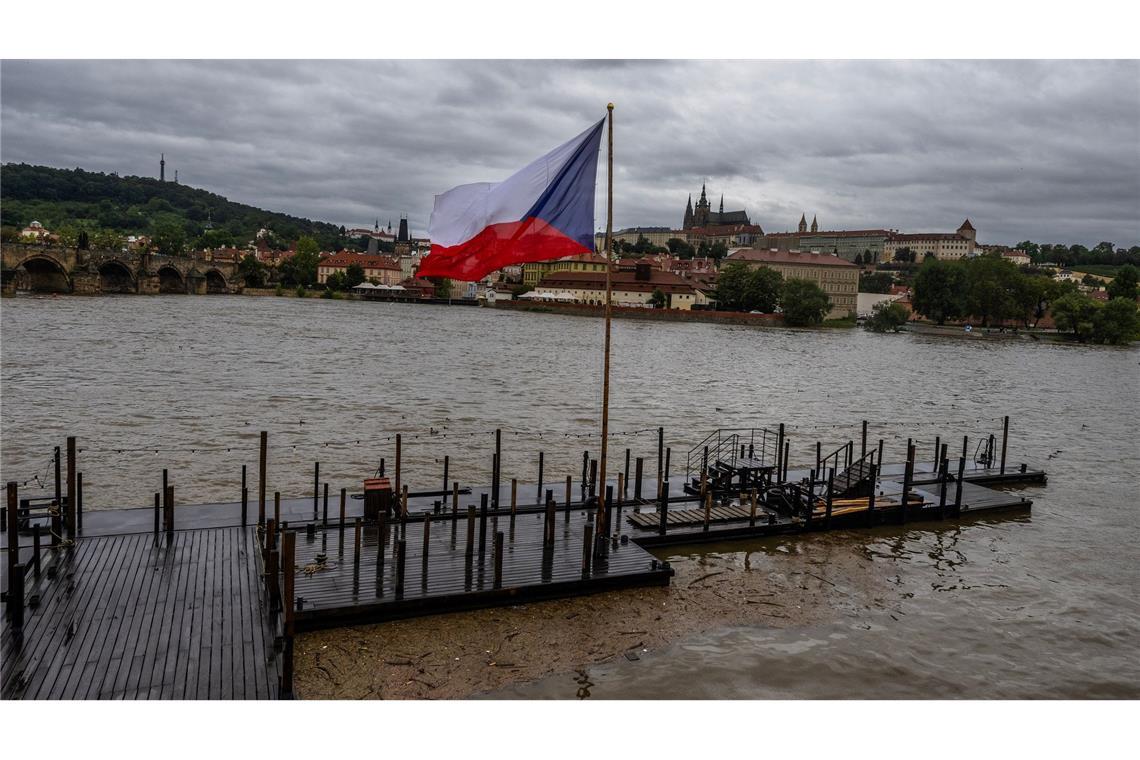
xmin=798 ymin=213 xmax=807 ymax=234
xmin=700 ymin=183 xmax=707 ymax=202
xmin=810 ymin=214 xmax=818 ymax=233
xmin=719 ymin=194 xmax=724 ymax=214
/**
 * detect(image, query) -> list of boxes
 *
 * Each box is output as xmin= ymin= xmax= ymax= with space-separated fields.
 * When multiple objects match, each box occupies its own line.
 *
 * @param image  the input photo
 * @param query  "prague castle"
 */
xmin=683 ymin=185 xmax=751 ymax=229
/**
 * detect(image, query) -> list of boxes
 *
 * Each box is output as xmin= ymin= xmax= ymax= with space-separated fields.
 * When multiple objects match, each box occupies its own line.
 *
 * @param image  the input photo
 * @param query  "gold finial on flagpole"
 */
xmin=597 ymin=104 xmax=615 ymax=542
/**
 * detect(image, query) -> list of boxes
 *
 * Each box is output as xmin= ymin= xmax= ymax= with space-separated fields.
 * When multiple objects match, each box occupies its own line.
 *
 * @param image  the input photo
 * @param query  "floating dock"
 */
xmin=2 ymin=418 xmax=1046 ymax=699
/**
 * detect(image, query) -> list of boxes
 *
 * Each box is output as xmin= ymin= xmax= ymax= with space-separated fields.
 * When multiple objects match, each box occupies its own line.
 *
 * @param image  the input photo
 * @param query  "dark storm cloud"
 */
xmin=2 ymin=59 xmax=1137 ymax=245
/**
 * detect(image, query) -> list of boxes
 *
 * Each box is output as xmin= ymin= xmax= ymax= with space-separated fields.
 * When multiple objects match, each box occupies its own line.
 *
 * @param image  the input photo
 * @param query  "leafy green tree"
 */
xmin=1107 ymin=264 xmax=1138 ymax=301
xmin=325 ymin=271 xmax=346 ymax=291
xmin=780 ymin=278 xmax=831 ymax=326
xmin=709 ymin=241 xmax=729 ymax=261
xmin=648 ymin=288 xmax=667 ymax=309
xmin=1051 ymin=292 xmax=1099 ymax=341
xmin=853 ymin=252 xmax=863 ymax=265
xmin=1009 ymin=273 xmax=1058 ymax=328
xmin=666 ymin=237 xmax=695 ymax=258
xmin=961 ymin=255 xmax=1019 ymax=326
xmin=858 ymin=271 xmax=894 ymax=294
xmin=285 ymin=236 xmax=321 ymax=287
xmin=715 ymin=262 xmax=782 ymax=312
xmin=427 ymin=277 xmax=451 ymax=299
xmin=152 ymin=220 xmax=186 ymax=256
xmin=0 ymin=226 xmax=19 ymax=243
xmin=343 ymin=263 xmax=365 ymax=290
xmin=91 ymin=228 xmax=124 ymax=250
xmin=912 ymin=259 xmax=963 ymax=324
xmin=865 ymin=301 xmax=908 ymax=332
xmin=1091 ymin=297 xmax=1139 ymax=344
xmin=238 ymin=254 xmax=268 ymax=288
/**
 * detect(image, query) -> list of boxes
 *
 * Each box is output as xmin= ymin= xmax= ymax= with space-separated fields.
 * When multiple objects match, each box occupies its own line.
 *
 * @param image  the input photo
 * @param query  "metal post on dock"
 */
xmin=258 ymin=431 xmax=267 ymax=526
xmin=165 ymin=485 xmax=175 ymax=542
xmin=634 ymin=457 xmax=644 ymax=500
xmin=493 ymin=428 xmax=502 ymax=511
xmin=395 ymin=539 xmax=406 ymax=598
xmin=581 ymin=450 xmax=589 ymax=497
xmin=153 ymin=492 xmax=160 ymax=538
xmin=313 ymin=461 xmax=319 ymax=519
xmin=934 ymin=436 xmax=941 ymax=470
xmin=955 ymin=452 xmax=966 ymax=517
xmin=846 ymin=441 xmax=853 ymax=470
xmin=544 ymin=496 xmax=556 ymax=547
xmin=617 ymin=473 xmax=624 ymax=511
xmin=443 ymin=455 xmax=449 ymax=498
xmin=877 ymin=439 xmax=884 ymax=474
xmin=493 ymin=531 xmax=504 ymax=589
xmin=7 ymin=482 xmax=19 ymax=592
xmin=401 ymin=485 xmax=409 ymax=521
xmin=394 ymin=433 xmax=402 ymax=502
xmin=465 ymin=506 xmax=476 ymax=559
xmin=511 ymin=478 xmax=517 ymax=517
xmin=776 ymin=424 xmax=785 ymax=482
xmin=900 ymin=441 xmax=915 ymax=525
xmin=1000 ymin=415 xmax=1010 ymax=475
xmin=815 ymin=441 xmax=821 ymax=474
xmin=77 ymin=472 xmax=84 ymax=534
xmin=274 ymin=491 xmax=281 ymax=525
xmin=281 ymin=530 xmax=296 ymax=698
xmin=938 ymin=458 xmax=950 ymax=519
xmin=861 ymin=420 xmax=868 ymax=459
xmin=866 ymin=459 xmax=878 ymax=527
xmin=54 ymin=445 xmax=62 ymax=511
xmin=565 ymin=477 xmax=572 ymax=523
xmin=664 ymin=447 xmax=671 ymax=483
xmin=353 ymin=517 xmax=362 ymax=567
xmin=623 ymin=448 xmax=631 ymax=498
xmin=66 ymin=436 xmax=77 ymax=538
xmin=658 ymin=480 xmax=669 ymax=535
xmin=479 ymin=493 xmax=488 ymax=559
xmin=339 ymin=486 xmax=347 ymax=527
xmin=241 ymin=465 xmax=248 ymax=526
xmin=782 ymin=441 xmax=790 ymax=483
xmin=380 ymin=458 xmax=385 ymax=477
xmin=452 ymin=482 xmax=459 ymax=516
xmin=322 ymin=483 xmax=329 ymax=526
xmin=581 ymin=523 xmax=593 ymax=577
xmin=537 ymin=451 xmax=544 ymax=504
xmin=657 ymin=426 xmax=664 ymax=499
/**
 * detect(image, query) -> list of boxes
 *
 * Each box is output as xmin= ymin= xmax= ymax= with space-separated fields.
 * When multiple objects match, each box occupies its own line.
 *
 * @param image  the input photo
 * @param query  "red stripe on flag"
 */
xmin=416 ymin=217 xmax=591 ymax=282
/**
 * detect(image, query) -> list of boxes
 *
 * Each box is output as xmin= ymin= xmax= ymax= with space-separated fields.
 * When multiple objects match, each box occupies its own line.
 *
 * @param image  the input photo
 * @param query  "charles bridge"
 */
xmin=1 ymin=243 xmax=244 ymax=295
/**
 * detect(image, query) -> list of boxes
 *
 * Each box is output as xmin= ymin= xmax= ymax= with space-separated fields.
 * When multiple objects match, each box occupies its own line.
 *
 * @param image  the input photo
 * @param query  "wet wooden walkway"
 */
xmin=1 ymin=527 xmax=281 ymax=699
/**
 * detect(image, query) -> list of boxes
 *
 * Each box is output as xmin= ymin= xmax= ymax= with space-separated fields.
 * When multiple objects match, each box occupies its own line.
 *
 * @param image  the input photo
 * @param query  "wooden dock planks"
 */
xmin=1 ymin=527 xmax=280 ymax=700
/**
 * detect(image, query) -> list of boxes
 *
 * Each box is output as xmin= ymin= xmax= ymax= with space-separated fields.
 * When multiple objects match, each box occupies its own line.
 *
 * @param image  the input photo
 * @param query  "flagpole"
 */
xmin=597 ymin=103 xmax=614 ymax=540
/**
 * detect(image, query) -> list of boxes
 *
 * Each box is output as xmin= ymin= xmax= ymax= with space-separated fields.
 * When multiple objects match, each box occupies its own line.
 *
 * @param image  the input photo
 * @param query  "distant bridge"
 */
xmin=1 ymin=244 xmax=243 ymax=295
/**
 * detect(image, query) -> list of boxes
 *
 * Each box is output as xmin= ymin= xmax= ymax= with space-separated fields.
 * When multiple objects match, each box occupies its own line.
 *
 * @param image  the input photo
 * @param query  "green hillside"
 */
xmin=0 ymin=163 xmax=351 ymax=251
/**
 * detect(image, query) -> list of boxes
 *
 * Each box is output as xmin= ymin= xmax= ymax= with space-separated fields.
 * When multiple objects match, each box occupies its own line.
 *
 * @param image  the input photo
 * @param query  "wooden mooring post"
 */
xmin=510 ymin=478 xmax=518 ymax=518
xmin=623 ymin=448 xmax=631 ymax=498
xmin=657 ymin=426 xmax=664 ymax=499
xmin=241 ymin=465 xmax=248 ymax=526
xmin=6 ymin=482 xmax=19 ymax=608
xmin=581 ymin=522 xmax=594 ymax=577
xmin=634 ymin=457 xmax=644 ymax=500
xmin=1000 ymin=415 xmax=1010 ymax=475
xmin=76 ymin=471 xmax=83 ymax=534
xmin=493 ymin=428 xmax=502 ymax=510
xmin=478 ymin=493 xmax=488 ymax=558
xmin=258 ymin=431 xmax=267 ymax=526
xmin=443 ymin=455 xmax=449 ymax=497
xmin=664 ymin=447 xmax=671 ymax=483
xmin=938 ymin=458 xmax=950 ymax=519
xmin=776 ymin=424 xmax=785 ymax=482
xmin=658 ymin=480 xmax=669 ymax=536
xmin=274 ymin=491 xmax=281 ymax=525
xmin=312 ymin=462 xmax=319 ymax=520
xmin=866 ymin=457 xmax=878 ymax=527
xmin=564 ymin=477 xmax=572 ymax=523
xmin=66 ymin=436 xmax=77 ymax=538
xmin=465 ymin=506 xmax=476 ymax=559
xmin=589 ymin=459 xmax=598 ymax=499
xmin=164 ymin=485 xmax=175 ymax=542
xmin=861 ymin=420 xmax=868 ymax=459
xmin=322 ymin=483 xmax=329 ymax=526
xmin=536 ymin=451 xmax=544 ymax=504
xmin=394 ymin=433 xmax=402 ymax=503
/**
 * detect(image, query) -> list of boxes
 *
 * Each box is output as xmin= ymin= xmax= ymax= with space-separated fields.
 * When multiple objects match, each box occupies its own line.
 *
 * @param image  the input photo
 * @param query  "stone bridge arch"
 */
xmin=97 ymin=259 xmax=137 ymax=294
xmin=204 ymin=268 xmax=228 ymax=294
xmin=16 ymin=254 xmax=72 ymax=293
xmin=157 ymin=264 xmax=187 ymax=294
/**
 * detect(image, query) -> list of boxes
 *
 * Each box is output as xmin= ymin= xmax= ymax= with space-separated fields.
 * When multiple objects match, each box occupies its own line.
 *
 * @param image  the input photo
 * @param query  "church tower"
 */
xmin=810 ymin=215 xmax=818 ymax=233
xmin=719 ymin=194 xmax=724 ymax=214
xmin=798 ymin=213 xmax=807 ymax=233
xmin=694 ymin=184 xmax=711 ymax=227
xmin=683 ymin=194 xmax=694 ymax=229
xmin=160 ymin=153 xmax=165 ymax=182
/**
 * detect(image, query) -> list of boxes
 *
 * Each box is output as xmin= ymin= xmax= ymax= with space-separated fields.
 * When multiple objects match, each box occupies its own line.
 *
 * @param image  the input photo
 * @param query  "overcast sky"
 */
xmin=2 ymin=59 xmax=1138 ymax=246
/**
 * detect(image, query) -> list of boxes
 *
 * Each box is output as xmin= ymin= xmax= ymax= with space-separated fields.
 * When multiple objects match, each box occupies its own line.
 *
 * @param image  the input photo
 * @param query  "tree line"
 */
xmin=714 ymin=261 xmax=834 ymax=326
xmin=912 ymin=255 xmax=1138 ymax=344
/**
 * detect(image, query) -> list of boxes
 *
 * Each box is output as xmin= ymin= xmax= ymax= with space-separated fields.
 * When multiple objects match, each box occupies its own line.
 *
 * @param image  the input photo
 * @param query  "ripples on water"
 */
xmin=2 ymin=294 xmax=1138 ymax=698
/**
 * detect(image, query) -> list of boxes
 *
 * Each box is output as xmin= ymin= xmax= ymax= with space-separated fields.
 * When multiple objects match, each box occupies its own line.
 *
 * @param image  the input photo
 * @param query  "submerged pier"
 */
xmin=2 ymin=416 xmax=1046 ymax=699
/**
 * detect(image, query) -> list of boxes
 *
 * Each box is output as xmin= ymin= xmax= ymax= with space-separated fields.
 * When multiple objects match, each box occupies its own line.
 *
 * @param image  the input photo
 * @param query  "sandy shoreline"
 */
xmin=294 ymin=532 xmax=888 ymax=699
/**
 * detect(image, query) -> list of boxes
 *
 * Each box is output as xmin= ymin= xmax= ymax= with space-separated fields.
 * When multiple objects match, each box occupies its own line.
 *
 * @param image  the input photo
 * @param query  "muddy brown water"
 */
xmin=2 ymin=294 xmax=1138 ymax=698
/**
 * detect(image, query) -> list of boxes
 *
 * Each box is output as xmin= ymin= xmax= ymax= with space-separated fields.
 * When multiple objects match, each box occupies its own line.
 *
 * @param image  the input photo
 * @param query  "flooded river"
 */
xmin=2 ymin=294 xmax=1138 ymax=698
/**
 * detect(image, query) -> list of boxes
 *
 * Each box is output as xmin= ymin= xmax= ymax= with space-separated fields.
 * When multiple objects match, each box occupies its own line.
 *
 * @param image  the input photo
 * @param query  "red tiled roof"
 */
xmin=538 ymin=268 xmax=697 ymax=294
xmin=318 ymin=253 xmax=401 ymax=270
xmin=887 ymin=232 xmax=968 ymax=242
xmin=726 ymin=249 xmax=857 ymax=268
xmin=958 ymin=219 xmax=975 ymax=231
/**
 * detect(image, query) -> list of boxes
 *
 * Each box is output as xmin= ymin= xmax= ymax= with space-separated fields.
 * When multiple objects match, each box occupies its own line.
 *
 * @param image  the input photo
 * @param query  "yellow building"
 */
xmin=521 ymin=252 xmax=610 ymax=287
xmin=725 ymin=249 xmax=859 ymax=319
xmin=883 ymin=220 xmax=977 ymax=262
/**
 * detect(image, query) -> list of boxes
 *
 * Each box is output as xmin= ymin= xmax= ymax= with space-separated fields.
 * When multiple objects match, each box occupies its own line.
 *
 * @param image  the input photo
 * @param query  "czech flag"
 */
xmin=417 ymin=119 xmax=605 ymax=282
